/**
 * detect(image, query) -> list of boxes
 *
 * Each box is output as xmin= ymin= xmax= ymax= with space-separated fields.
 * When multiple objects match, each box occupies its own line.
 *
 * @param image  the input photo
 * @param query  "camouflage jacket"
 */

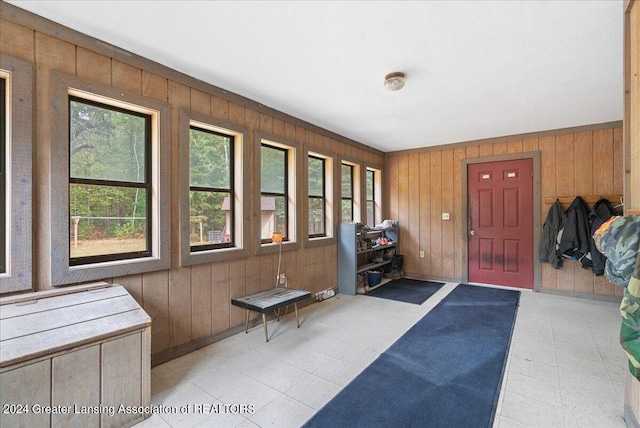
xmin=594 ymin=215 xmax=640 ymax=287
xmin=602 ymin=216 xmax=640 ymax=378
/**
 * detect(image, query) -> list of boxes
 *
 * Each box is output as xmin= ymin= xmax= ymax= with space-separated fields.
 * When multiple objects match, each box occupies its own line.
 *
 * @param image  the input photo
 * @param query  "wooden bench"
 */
xmin=231 ymin=287 xmax=311 ymax=342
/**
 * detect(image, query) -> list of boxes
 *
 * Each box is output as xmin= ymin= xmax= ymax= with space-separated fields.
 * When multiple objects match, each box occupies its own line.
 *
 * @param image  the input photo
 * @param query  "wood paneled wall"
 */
xmin=386 ymin=126 xmax=624 ymax=298
xmin=0 ymin=10 xmax=383 ymax=359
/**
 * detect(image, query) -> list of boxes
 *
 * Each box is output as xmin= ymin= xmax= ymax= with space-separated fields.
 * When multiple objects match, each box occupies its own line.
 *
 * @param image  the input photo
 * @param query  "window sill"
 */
xmin=305 ymin=236 xmax=336 ymax=248
xmin=256 ymin=240 xmax=300 ymax=256
xmin=181 ymin=246 xmax=249 ymax=266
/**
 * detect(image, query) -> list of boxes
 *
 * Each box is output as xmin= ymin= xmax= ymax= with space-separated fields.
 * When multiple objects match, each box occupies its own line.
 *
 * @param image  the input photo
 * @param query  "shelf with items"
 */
xmin=338 ymin=222 xmax=398 ymax=296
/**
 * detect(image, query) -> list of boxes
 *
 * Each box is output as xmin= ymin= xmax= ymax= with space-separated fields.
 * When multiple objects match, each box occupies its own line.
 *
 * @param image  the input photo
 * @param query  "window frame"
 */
xmin=68 ymin=95 xmax=153 ymax=266
xmin=365 ymin=166 xmax=383 ymax=227
xmin=339 ymin=158 xmax=362 ymax=224
xmin=49 ymin=72 xmax=170 ymax=286
xmin=308 ymin=154 xmax=326 ymax=238
xmin=304 ymin=147 xmax=335 ymax=248
xmin=179 ymin=109 xmax=249 ymax=266
xmin=254 ymin=131 xmax=300 ymax=255
xmin=0 ymin=54 xmax=33 ymax=293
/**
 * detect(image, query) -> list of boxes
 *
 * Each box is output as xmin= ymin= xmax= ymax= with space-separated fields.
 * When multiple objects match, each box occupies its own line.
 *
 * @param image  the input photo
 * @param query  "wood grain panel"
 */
xmin=229 ymin=102 xmax=245 ymax=125
xmin=593 ymin=129 xmax=614 ymax=196
xmin=77 ymin=47 xmax=110 ymax=85
xmin=142 ymin=270 xmax=170 ymax=354
xmin=508 ymin=140 xmax=523 ymax=154
xmin=211 ymin=260 xmax=230 ymax=334
xmin=272 ymin=118 xmax=285 ymax=138
xmin=614 ymin=127 xmax=624 ymax=195
xmin=190 ymin=88 xmax=211 ymax=115
xmin=453 ymin=147 xmax=466 ymax=277
xmin=493 ymin=141 xmax=508 ymax=155
xmin=479 ymin=144 xmax=493 ymax=157
xmin=229 ymin=259 xmax=247 ymax=327
xmin=0 ymin=18 xmax=34 ymax=60
xmin=573 ymin=131 xmax=593 ymax=196
xmin=115 ymin=274 xmax=144 ymax=305
xmin=523 ymin=137 xmax=539 ymax=153
xmin=52 ymin=345 xmax=100 ymax=427
xmin=191 ymin=263 xmax=212 ymax=339
xmin=168 ymin=267 xmax=191 ymax=348
xmin=441 ymin=149 xmax=455 ymax=278
xmin=142 ymin=71 xmax=168 ymax=100
xmin=466 ymin=145 xmax=480 ymax=159
xmin=101 ymin=333 xmax=142 ymax=427
xmin=0 ymin=360 xmax=50 ymax=427
xmin=408 ymin=154 xmax=420 ymax=276
xmin=419 ymin=152 xmax=431 ymax=276
xmin=211 ymin=95 xmax=229 ymax=120
xmin=430 ymin=151 xmax=443 ymax=276
xmin=555 ymin=134 xmax=575 ymax=196
xmin=397 ymin=155 xmax=409 ymax=271
xmin=112 ymin=59 xmax=141 ymax=94
xmin=260 ymin=114 xmax=273 ymax=133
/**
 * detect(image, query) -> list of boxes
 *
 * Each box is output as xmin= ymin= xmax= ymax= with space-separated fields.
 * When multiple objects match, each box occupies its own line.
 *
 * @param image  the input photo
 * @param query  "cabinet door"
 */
xmin=52 ymin=345 xmax=100 ymax=427
xmin=0 ymin=360 xmax=50 ymax=427
xmin=101 ymin=332 xmax=143 ymax=428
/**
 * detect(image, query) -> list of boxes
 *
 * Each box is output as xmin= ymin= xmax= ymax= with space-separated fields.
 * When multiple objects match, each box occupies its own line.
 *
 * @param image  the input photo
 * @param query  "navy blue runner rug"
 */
xmin=366 ymin=278 xmax=444 ymax=305
xmin=304 ymin=284 xmax=520 ymax=428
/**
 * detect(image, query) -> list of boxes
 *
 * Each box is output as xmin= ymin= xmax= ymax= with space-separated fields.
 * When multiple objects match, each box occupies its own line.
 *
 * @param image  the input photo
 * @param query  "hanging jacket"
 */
xmin=539 ymin=200 xmax=566 ymax=268
xmin=595 ymin=215 xmax=640 ymax=287
xmin=619 ymin=247 xmax=640 ymax=379
xmin=588 ymin=198 xmax=616 ymax=275
xmin=558 ymin=196 xmax=591 ymax=263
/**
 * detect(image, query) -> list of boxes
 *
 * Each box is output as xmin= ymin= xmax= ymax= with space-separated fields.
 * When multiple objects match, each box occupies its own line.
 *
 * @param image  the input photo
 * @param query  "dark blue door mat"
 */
xmin=304 ymin=284 xmax=520 ymax=428
xmin=365 ymin=278 xmax=444 ymax=305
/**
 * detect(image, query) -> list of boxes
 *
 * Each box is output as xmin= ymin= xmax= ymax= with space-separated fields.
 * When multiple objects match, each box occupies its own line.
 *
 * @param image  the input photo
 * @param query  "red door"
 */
xmin=468 ymin=159 xmax=534 ymax=289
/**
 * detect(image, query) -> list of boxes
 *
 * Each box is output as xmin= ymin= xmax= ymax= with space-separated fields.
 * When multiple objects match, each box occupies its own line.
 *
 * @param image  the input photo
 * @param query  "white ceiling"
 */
xmin=7 ymin=0 xmax=624 ymax=152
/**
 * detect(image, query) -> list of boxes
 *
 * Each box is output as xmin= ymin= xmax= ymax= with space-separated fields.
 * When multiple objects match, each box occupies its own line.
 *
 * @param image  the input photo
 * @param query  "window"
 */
xmin=69 ymin=97 xmax=152 ymax=265
xmin=366 ymin=168 xmax=375 ymax=226
xmin=341 ymin=163 xmax=353 ymax=223
xmin=261 ymin=144 xmax=289 ymax=242
xmin=49 ymin=72 xmax=170 ymax=286
xmin=308 ymin=155 xmax=326 ymax=237
xmin=189 ymin=126 xmax=234 ymax=251
xmin=255 ymin=132 xmax=299 ymax=253
xmin=1 ymin=55 xmax=33 ymax=293
xmin=179 ymin=111 xmax=248 ymax=265
xmin=365 ymin=167 xmax=382 ymax=226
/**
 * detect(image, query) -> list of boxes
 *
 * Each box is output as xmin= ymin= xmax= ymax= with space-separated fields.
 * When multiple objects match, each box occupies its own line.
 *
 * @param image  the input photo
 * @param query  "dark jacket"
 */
xmin=589 ymin=198 xmax=616 ymax=275
xmin=539 ymin=199 xmax=566 ymax=268
xmin=558 ymin=196 xmax=591 ymax=262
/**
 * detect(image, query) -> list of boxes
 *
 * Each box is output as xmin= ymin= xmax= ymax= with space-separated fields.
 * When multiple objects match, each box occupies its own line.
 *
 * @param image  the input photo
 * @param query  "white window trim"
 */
xmin=339 ymin=157 xmax=362 ymax=224
xmin=179 ymin=109 xmax=249 ymax=265
xmin=49 ymin=72 xmax=170 ymax=286
xmin=255 ymin=131 xmax=300 ymax=255
xmin=305 ymin=147 xmax=336 ymax=248
xmin=0 ymin=55 xmax=33 ymax=293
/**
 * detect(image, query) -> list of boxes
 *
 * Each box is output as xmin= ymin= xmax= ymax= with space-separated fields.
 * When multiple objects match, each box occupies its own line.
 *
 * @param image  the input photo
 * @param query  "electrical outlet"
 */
xmin=420 ymin=251 xmax=425 ymax=258
xmin=442 ymin=213 xmax=450 ymax=221
xmin=279 ymin=274 xmax=286 ymax=285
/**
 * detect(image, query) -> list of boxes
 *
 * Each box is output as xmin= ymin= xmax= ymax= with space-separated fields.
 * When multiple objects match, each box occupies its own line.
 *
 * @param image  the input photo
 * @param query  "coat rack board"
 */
xmin=543 ymin=195 xmax=623 ymax=205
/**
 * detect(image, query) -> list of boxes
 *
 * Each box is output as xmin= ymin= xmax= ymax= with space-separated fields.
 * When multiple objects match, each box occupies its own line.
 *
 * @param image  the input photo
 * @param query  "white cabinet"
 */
xmin=0 ymin=283 xmax=151 ymax=428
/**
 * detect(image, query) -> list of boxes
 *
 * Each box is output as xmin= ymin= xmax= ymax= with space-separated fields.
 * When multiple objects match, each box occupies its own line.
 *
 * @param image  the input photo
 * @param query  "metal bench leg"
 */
xmin=295 ymin=303 xmax=300 ymax=328
xmin=262 ymin=313 xmax=269 ymax=342
xmin=245 ymin=309 xmax=250 ymax=333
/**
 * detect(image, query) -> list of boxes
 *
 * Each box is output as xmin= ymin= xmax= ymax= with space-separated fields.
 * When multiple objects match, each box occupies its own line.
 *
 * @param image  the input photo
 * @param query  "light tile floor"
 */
xmin=135 ymin=283 xmax=627 ymax=428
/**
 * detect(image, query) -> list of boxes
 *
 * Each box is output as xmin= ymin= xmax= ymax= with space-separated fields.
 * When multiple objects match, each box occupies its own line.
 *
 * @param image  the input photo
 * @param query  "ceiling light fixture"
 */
xmin=384 ymin=72 xmax=405 ymax=91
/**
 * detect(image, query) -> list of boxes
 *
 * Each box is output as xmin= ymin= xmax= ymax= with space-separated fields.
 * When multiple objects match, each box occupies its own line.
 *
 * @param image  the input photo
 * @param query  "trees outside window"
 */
xmin=341 ymin=163 xmax=353 ymax=223
xmin=308 ymin=155 xmax=326 ymax=237
xmin=69 ymin=97 xmax=151 ymax=265
xmin=189 ymin=126 xmax=233 ymax=250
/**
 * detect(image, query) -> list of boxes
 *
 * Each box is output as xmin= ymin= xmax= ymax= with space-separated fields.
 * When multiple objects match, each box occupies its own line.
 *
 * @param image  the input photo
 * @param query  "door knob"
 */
xmin=469 ymin=230 xmax=476 ymax=236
